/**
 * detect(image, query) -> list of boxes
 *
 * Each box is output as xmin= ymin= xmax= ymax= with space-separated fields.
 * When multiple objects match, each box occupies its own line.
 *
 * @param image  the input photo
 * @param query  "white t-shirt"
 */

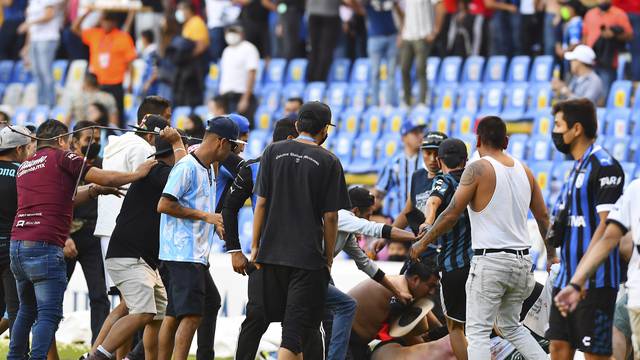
xmin=205 ymin=0 xmax=239 ymax=28
xmin=608 ymin=179 xmax=640 ymax=308
xmin=26 ymin=0 xmax=64 ymax=42
xmin=402 ymin=0 xmax=439 ymax=40
xmin=219 ymin=40 xmax=260 ymax=95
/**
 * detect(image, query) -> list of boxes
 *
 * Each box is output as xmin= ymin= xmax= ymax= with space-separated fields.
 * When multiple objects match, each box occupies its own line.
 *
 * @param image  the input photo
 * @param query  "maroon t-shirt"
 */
xmin=11 ymin=147 xmax=90 ymax=247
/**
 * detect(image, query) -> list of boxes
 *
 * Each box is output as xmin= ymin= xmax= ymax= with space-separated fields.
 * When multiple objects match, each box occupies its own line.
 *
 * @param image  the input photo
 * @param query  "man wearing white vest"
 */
xmin=410 ymin=116 xmax=556 ymax=360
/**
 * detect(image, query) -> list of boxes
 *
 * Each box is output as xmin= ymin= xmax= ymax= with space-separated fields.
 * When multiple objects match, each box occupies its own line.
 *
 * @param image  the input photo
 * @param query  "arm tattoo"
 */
xmin=460 ymin=161 xmax=484 ymax=186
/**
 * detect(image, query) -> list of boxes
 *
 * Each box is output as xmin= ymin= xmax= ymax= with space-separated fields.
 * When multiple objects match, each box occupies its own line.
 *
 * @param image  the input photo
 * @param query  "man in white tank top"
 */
xmin=410 ymin=116 xmax=557 ymax=360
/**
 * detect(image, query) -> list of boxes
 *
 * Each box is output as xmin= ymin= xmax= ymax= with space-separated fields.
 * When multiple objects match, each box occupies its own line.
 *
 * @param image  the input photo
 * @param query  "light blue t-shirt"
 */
xmin=159 ymin=154 xmax=216 ymax=265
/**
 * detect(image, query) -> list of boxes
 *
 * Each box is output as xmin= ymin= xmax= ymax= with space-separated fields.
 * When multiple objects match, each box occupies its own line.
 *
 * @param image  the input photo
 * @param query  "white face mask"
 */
xmin=225 ymin=32 xmax=242 ymax=46
xmin=175 ymin=9 xmax=186 ymax=24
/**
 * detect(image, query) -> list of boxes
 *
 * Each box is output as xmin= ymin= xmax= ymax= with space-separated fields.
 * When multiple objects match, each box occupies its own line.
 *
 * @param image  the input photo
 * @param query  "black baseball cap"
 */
xmin=438 ymin=138 xmax=468 ymax=164
xmin=421 ymin=131 xmax=448 ymax=149
xmin=298 ymin=101 xmax=334 ymax=127
xmin=206 ymin=116 xmax=247 ymax=145
xmin=349 ymin=187 xmax=375 ymax=208
xmin=130 ymin=114 xmax=169 ymax=133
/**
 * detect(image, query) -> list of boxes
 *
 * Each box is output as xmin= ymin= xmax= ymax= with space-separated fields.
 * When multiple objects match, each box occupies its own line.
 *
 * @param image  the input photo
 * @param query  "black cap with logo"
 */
xmin=421 ymin=131 xmax=448 ymax=149
xmin=298 ymin=101 xmax=334 ymax=127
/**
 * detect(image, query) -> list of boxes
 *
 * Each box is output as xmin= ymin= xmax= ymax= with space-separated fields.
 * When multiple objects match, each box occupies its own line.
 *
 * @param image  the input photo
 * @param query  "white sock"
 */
xmin=96 ymin=345 xmax=113 ymax=359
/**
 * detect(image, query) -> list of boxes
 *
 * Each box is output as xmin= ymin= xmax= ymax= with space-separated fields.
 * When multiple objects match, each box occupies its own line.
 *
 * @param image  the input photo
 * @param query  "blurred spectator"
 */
xmin=400 ymin=0 xmax=444 ymax=106
xmin=520 ymin=0 xmax=538 ymax=55
xmin=183 ymin=114 xmax=205 ymax=145
xmin=335 ymin=6 xmax=367 ymax=60
xmin=19 ymin=0 xmax=64 ymax=107
xmin=208 ymin=94 xmax=229 ymax=116
xmin=135 ymin=0 xmax=164 ymax=51
xmin=204 ymin=0 xmax=238 ymax=61
xmin=543 ymin=0 xmax=561 ymax=56
xmin=468 ymin=0 xmax=490 ymax=55
xmin=306 ymin=0 xmax=343 ymax=82
xmin=554 ymin=0 xmax=584 ymax=59
xmin=60 ymin=0 xmax=95 ymax=60
xmin=139 ymin=29 xmax=157 ymax=62
xmin=284 ymin=97 xmax=302 ymax=116
xmin=583 ymin=0 xmax=633 ymax=94
xmin=445 ymin=0 xmax=476 ymax=57
xmin=362 ymin=0 xmax=402 ymax=107
xmin=485 ymin=0 xmax=520 ymax=56
xmin=551 ymin=44 xmax=604 ymax=104
xmin=64 ymin=72 xmax=118 ymax=126
xmin=263 ymin=0 xmax=305 ymax=59
xmin=172 ymin=1 xmax=209 ymax=107
xmin=613 ymin=0 xmax=640 ymax=81
xmin=144 ymin=15 xmax=179 ymax=102
xmin=0 ymin=111 xmax=9 ymax=127
xmin=73 ymin=10 xmax=137 ymax=128
xmin=219 ymin=25 xmax=259 ymax=126
xmin=138 ymin=29 xmax=159 ymax=96
xmin=0 ymin=0 xmax=27 ymax=60
xmin=238 ymin=0 xmax=271 ymax=58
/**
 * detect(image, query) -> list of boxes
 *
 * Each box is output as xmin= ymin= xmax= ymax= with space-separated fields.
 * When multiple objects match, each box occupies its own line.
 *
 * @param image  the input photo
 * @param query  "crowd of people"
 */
xmin=0 ymin=90 xmax=638 ymax=360
xmin=1 ymin=0 xmax=639 ymax=122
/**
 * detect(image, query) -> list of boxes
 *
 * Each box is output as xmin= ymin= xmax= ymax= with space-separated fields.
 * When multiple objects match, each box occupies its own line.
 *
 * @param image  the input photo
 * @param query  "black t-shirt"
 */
xmin=106 ymin=162 xmax=172 ymax=269
xmin=241 ymin=0 xmax=270 ymax=23
xmin=254 ymin=140 xmax=351 ymax=270
xmin=0 ymin=160 xmax=20 ymax=240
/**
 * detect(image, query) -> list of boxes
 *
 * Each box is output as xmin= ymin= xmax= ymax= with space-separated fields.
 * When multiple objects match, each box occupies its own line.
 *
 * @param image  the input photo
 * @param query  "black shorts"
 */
xmin=441 ymin=266 xmax=469 ymax=323
xmin=257 ymin=264 xmax=329 ymax=330
xmin=546 ymin=287 xmax=617 ymax=355
xmin=163 ymin=261 xmax=219 ymax=319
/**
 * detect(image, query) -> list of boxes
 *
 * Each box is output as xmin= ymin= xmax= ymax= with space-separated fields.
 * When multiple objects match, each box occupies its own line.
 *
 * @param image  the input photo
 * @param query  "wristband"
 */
xmin=569 ymin=282 xmax=582 ymax=292
xmin=381 ymin=225 xmax=393 ymax=239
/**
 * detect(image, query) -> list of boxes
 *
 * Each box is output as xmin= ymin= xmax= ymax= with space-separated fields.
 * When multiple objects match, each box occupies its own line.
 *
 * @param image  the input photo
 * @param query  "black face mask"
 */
xmin=551 ymin=132 xmax=571 ymax=154
xmin=81 ymin=143 xmax=101 ymax=160
xmin=598 ymin=3 xmax=611 ymax=11
xmin=388 ymin=255 xmax=407 ymax=262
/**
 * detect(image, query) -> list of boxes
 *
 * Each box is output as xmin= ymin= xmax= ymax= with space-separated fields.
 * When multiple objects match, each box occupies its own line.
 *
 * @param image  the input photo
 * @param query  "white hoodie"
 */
xmin=94 ymin=132 xmax=154 ymax=237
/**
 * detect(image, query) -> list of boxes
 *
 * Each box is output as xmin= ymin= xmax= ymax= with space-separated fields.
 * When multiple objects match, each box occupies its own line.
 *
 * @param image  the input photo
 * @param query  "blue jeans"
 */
xmin=543 ymin=12 xmax=556 ymax=56
xmin=326 ymin=284 xmax=356 ymax=360
xmin=9 ymin=241 xmax=67 ymax=360
xmin=29 ymin=40 xmax=58 ymax=107
xmin=489 ymin=11 xmax=522 ymax=56
xmin=628 ymin=13 xmax=640 ymax=81
xmin=368 ymin=34 xmax=398 ymax=107
xmin=208 ymin=27 xmax=225 ymax=62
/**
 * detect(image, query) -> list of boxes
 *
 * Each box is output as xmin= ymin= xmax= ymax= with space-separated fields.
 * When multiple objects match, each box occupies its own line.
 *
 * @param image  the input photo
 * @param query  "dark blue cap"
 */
xmin=206 ymin=116 xmax=247 ymax=144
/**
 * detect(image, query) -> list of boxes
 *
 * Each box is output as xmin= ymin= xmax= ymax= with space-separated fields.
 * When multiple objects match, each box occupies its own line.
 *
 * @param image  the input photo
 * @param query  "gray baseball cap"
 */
xmin=0 ymin=126 xmax=31 ymax=150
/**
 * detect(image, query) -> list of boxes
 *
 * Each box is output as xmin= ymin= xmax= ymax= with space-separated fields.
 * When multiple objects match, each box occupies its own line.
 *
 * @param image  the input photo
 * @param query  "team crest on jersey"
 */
xmin=575 ymin=173 xmax=585 ymax=189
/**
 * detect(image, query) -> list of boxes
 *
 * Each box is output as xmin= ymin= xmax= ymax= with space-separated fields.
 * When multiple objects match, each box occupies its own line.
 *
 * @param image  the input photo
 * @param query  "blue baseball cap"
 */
xmin=206 ymin=116 xmax=247 ymax=145
xmin=401 ymin=118 xmax=427 ymax=136
xmin=228 ymin=113 xmax=250 ymax=134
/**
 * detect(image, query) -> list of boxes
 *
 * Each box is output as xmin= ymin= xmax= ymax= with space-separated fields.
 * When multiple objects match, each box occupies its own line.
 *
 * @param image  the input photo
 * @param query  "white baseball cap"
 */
xmin=0 ymin=126 xmax=31 ymax=150
xmin=564 ymin=45 xmax=596 ymax=65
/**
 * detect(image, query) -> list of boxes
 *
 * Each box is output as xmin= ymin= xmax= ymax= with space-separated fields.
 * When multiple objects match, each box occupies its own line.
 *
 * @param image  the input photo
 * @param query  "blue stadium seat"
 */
xmin=501 ymin=82 xmax=528 ymax=120
xmin=527 ymin=82 xmax=553 ymax=114
xmin=618 ymin=56 xmax=629 ymax=80
xmin=329 ymin=58 xmax=351 ymax=83
xmin=531 ymin=161 xmax=554 ymax=194
xmin=506 ymin=56 xmax=531 ymax=83
xmin=604 ymin=137 xmax=631 ymax=162
xmin=605 ymin=108 xmax=631 ymax=138
xmin=630 ymin=137 xmax=640 ymax=165
xmin=430 ymin=110 xmax=452 ymax=135
xmin=362 ymin=107 xmax=385 ymax=139
xmin=461 ymin=56 xmax=485 ymax=83
xmin=49 ymin=106 xmax=68 ymax=123
xmin=286 ymin=58 xmax=307 ymax=84
xmin=622 ymin=162 xmax=636 ymax=187
xmin=259 ymin=83 xmax=282 ymax=113
xmin=478 ymin=82 xmax=505 ymax=116
xmin=433 ymin=83 xmax=458 ymax=113
xmin=339 ymin=108 xmax=362 ymax=139
xmin=606 ymin=80 xmax=632 ymax=109
xmin=265 ymin=58 xmax=287 ymax=84
xmin=552 ymin=160 xmax=574 ymax=183
xmin=281 ymin=82 xmax=305 ymax=105
xmin=453 ymin=111 xmax=475 ymax=136
xmin=350 ymin=58 xmax=371 ymax=84
xmin=532 ymin=112 xmax=553 ymax=136
xmin=0 ymin=60 xmax=13 ymax=84
xmin=347 ymin=83 xmax=368 ymax=111
xmin=378 ymin=133 xmax=402 ymax=163
xmin=427 ymin=57 xmax=441 ymax=86
xmin=238 ymin=207 xmax=254 ymax=253
xmin=193 ymin=105 xmax=209 ymax=120
xmin=172 ymin=106 xmax=192 ymax=129
xmin=348 ymin=134 xmax=378 ymax=173
xmin=52 ymin=60 xmax=68 ymax=87
xmin=386 ymin=108 xmax=407 ymax=134
xmin=437 ymin=56 xmax=462 ymax=84
xmin=408 ymin=106 xmax=430 ymax=129
xmin=206 ymin=62 xmax=220 ymax=92
xmin=333 ymin=134 xmax=355 ymax=167
xmin=529 ymin=56 xmax=554 ymax=83
xmin=10 ymin=61 xmax=32 ymax=84
xmin=527 ymin=136 xmax=552 ymax=161
xmin=596 ymin=108 xmax=606 ymax=135
xmin=0 ymin=84 xmax=6 ymax=101
xmin=458 ymin=133 xmax=477 ymax=155
xmin=28 ymin=105 xmax=49 ymax=126
xmin=326 ymin=82 xmax=349 ymax=113
xmin=507 ymin=134 xmax=528 ymax=160
xmin=12 ymin=106 xmax=30 ymax=126
xmin=304 ymin=82 xmax=326 ymax=102
xmin=246 ymin=129 xmax=269 ymax=158
xmin=254 ymin=107 xmax=274 ymax=130
xmin=484 ymin=56 xmax=507 ymax=83
xmin=456 ymin=82 xmax=482 ymax=115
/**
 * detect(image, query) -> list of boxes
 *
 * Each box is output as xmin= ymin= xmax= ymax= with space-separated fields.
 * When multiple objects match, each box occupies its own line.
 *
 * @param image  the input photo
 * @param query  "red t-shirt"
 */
xmin=11 ymin=147 xmax=90 ymax=247
xmin=613 ymin=0 xmax=640 ymax=15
